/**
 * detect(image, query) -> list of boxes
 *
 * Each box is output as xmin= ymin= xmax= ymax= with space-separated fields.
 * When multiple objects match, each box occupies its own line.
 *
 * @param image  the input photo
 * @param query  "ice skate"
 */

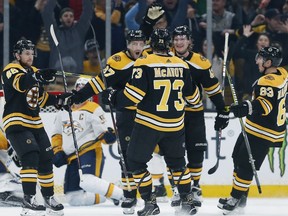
xmin=221 ymin=196 xmax=246 ymax=215
xmin=43 ymin=195 xmax=64 ymax=216
xmin=21 ymin=195 xmax=46 ymax=216
xmin=0 ymin=191 xmax=22 ymax=207
xmin=218 ymin=195 xmax=247 ymax=210
xmin=154 ymin=184 xmax=168 ymax=203
xmin=176 ymin=193 xmax=197 ymax=215
xmin=191 ymin=185 xmax=202 ymax=208
xmin=170 ymin=186 xmax=181 ymax=214
xmin=121 ymin=197 xmax=137 ymax=214
xmin=137 ymin=193 xmax=160 ymax=216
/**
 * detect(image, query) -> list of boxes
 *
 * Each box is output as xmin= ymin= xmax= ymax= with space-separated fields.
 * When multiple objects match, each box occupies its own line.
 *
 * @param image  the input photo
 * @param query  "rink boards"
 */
xmin=36 ymin=112 xmax=288 ymax=198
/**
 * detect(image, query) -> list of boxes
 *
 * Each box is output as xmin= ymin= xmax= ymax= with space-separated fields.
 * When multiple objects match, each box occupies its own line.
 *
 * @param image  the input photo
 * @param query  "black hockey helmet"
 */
xmin=150 ymin=28 xmax=171 ymax=51
xmin=13 ymin=39 xmax=35 ymax=58
xmin=172 ymin=25 xmax=192 ymax=40
xmin=256 ymin=46 xmax=282 ymax=67
xmin=126 ymin=30 xmax=146 ymax=43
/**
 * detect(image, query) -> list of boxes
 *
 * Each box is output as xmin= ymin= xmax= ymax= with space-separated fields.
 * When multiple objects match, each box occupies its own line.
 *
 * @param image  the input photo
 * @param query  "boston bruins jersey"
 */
xmin=83 ymin=50 xmax=147 ymax=109
xmin=246 ymin=67 xmax=287 ymax=147
xmin=179 ymin=52 xmax=225 ymax=113
xmin=114 ymin=53 xmax=200 ymax=132
xmin=51 ymin=101 xmax=108 ymax=157
xmin=1 ymin=63 xmax=57 ymax=134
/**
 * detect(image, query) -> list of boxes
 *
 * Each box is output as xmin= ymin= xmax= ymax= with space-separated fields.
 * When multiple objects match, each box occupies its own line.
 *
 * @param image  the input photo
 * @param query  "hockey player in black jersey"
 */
xmin=58 ymin=30 xmax=147 ymax=214
xmin=102 ymin=28 xmax=201 ymax=216
xmin=1 ymin=39 xmax=64 ymax=216
xmin=218 ymin=47 xmax=287 ymax=215
xmin=170 ymin=25 xmax=230 ymax=206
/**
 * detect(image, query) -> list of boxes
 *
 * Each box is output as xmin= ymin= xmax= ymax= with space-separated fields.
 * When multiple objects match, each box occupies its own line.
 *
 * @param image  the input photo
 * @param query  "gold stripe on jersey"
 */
xmin=171 ymin=168 xmax=191 ymax=185
xmin=186 ymin=52 xmax=211 ymax=70
xmin=135 ymin=109 xmax=185 ymax=132
xmin=89 ymin=76 xmax=105 ymax=94
xmin=38 ymin=92 xmax=49 ymax=108
xmin=204 ymin=82 xmax=222 ymax=97
xmin=233 ymin=175 xmax=251 ymax=192
xmin=185 ymin=102 xmax=204 ymax=112
xmin=123 ymin=83 xmax=146 ymax=104
xmin=106 ymin=52 xmax=135 ymax=70
xmin=95 ymin=144 xmax=103 ymax=177
xmin=256 ymin=96 xmax=272 ymax=116
xmin=185 ymin=86 xmax=200 ymax=105
xmin=0 ymin=128 xmax=8 ymax=150
xmin=13 ymin=73 xmax=26 ymax=92
xmin=245 ymin=119 xmax=285 ymax=143
xmin=105 ymin=183 xmax=115 ymax=198
xmin=3 ymin=113 xmax=43 ymax=131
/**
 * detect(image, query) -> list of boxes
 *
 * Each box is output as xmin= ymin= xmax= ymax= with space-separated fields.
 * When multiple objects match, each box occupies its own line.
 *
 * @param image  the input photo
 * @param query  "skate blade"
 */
xmin=46 ymin=208 xmax=64 ymax=216
xmin=156 ymin=196 xmax=169 ymax=203
xmin=123 ymin=207 xmax=135 ymax=215
xmin=21 ymin=208 xmax=46 ymax=216
xmin=223 ymin=207 xmax=245 ymax=215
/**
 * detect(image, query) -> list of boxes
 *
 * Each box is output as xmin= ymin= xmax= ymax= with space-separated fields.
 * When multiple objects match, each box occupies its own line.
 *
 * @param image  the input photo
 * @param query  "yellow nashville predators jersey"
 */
xmin=245 ymin=67 xmax=288 ymax=147
xmin=114 ymin=53 xmax=200 ymax=132
xmin=1 ymin=63 xmax=56 ymax=134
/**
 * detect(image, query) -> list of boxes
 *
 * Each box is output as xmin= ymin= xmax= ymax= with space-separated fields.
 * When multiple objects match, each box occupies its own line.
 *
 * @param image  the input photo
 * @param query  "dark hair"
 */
xmin=59 ymin=7 xmax=74 ymax=18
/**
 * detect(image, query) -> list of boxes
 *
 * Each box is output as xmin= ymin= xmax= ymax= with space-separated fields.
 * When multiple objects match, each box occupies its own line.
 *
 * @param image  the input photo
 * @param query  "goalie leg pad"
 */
xmin=66 ymin=190 xmax=106 ymax=206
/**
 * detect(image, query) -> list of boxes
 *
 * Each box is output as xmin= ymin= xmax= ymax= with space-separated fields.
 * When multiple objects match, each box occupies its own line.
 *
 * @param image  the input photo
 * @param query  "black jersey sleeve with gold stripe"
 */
xmin=245 ymin=67 xmax=287 ymax=146
xmin=187 ymin=53 xmax=225 ymax=110
xmin=2 ymin=63 xmax=38 ymax=92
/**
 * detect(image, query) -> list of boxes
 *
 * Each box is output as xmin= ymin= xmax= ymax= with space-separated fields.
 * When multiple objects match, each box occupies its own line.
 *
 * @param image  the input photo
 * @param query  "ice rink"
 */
xmin=1 ymin=198 xmax=288 ymax=216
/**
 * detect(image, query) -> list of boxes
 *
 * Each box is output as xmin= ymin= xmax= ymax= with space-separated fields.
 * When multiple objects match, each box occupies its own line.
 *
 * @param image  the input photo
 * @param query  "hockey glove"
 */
xmin=7 ymin=144 xmax=21 ymax=167
xmin=101 ymin=89 xmax=118 ymax=106
xmin=214 ymin=106 xmax=230 ymax=131
xmin=102 ymin=127 xmax=116 ymax=145
xmin=52 ymin=151 xmax=67 ymax=168
xmin=230 ymin=100 xmax=253 ymax=118
xmin=143 ymin=3 xmax=165 ymax=25
xmin=55 ymin=92 xmax=74 ymax=110
xmin=33 ymin=69 xmax=57 ymax=84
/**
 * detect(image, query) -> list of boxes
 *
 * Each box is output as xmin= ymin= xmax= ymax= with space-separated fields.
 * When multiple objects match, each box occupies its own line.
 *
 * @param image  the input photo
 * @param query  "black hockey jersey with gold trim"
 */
xmin=245 ymin=67 xmax=287 ymax=147
xmin=114 ymin=53 xmax=200 ymax=132
xmin=176 ymin=51 xmax=225 ymax=113
xmin=1 ymin=63 xmax=57 ymax=134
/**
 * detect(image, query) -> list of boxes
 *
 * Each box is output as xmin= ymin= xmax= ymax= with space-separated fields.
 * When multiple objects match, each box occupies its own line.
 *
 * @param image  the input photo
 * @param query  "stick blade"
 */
xmin=208 ymin=163 xmax=218 ymax=175
xmin=50 ymin=24 xmax=59 ymax=47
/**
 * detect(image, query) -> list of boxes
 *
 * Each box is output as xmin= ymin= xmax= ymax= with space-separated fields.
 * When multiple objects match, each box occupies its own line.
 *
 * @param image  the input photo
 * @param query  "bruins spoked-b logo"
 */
xmin=26 ymin=87 xmax=39 ymax=110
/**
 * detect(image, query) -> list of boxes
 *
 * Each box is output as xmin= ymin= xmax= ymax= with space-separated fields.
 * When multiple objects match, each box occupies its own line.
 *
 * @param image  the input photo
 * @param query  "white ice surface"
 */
xmin=1 ymin=198 xmax=288 ymax=216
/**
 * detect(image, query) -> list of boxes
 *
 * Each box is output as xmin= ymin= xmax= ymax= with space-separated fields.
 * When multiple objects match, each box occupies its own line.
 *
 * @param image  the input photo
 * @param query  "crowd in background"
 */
xmin=1 ymin=0 xmax=288 ymax=107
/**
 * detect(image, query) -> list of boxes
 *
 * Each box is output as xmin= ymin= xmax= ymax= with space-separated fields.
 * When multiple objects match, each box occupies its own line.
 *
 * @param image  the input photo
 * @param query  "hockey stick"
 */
xmin=208 ymin=32 xmax=229 ymax=175
xmin=89 ymin=23 xmax=132 ymax=191
xmin=49 ymin=24 xmax=83 ymax=180
xmin=225 ymin=67 xmax=262 ymax=194
xmin=55 ymin=71 xmax=94 ymax=79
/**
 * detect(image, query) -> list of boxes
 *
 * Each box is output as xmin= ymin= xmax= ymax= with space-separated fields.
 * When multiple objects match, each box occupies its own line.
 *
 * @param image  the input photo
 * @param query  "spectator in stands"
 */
xmin=90 ymin=0 xmax=126 ymax=56
xmin=42 ymin=0 xmax=93 ymax=74
xmin=83 ymin=39 xmax=101 ymax=76
xmin=199 ymin=0 xmax=242 ymax=58
xmin=232 ymin=25 xmax=270 ymax=100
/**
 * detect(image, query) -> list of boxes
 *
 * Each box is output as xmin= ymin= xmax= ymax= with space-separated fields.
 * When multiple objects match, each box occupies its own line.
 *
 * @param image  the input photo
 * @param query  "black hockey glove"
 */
xmin=33 ymin=69 xmax=57 ymax=84
xmin=230 ymin=100 xmax=253 ymax=118
xmin=101 ymin=89 xmax=118 ymax=106
xmin=7 ymin=144 xmax=21 ymax=167
xmin=214 ymin=106 xmax=230 ymax=131
xmin=102 ymin=127 xmax=116 ymax=145
xmin=52 ymin=151 xmax=67 ymax=168
xmin=143 ymin=3 xmax=165 ymax=25
xmin=55 ymin=92 xmax=74 ymax=110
